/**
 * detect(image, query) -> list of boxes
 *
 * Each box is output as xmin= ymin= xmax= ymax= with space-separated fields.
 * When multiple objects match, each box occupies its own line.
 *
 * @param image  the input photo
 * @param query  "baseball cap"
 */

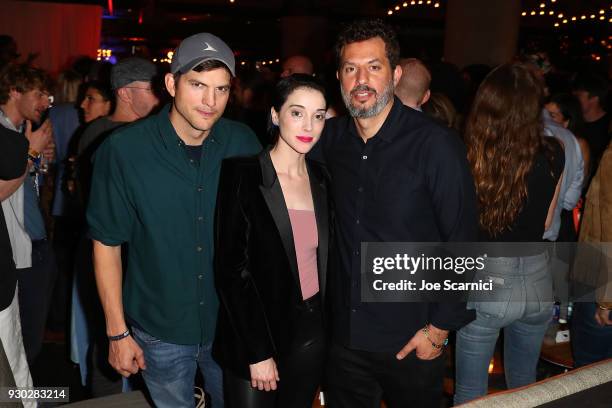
xmin=170 ymin=33 xmax=235 ymax=76
xmin=111 ymin=57 xmax=158 ymax=90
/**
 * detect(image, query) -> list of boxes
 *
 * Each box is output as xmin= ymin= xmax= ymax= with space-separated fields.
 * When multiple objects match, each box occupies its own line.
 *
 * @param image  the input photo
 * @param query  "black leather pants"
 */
xmin=224 ymin=296 xmax=325 ymax=408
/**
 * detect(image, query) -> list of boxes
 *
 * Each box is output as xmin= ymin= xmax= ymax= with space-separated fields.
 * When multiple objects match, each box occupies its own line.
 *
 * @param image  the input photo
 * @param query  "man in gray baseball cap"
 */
xmin=77 ymin=57 xmax=160 ymax=154
xmin=88 ymin=33 xmax=260 ymax=408
xmin=170 ymin=33 xmax=236 ymax=76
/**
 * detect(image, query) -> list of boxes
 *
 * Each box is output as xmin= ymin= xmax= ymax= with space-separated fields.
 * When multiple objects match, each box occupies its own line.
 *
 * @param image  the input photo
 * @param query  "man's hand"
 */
xmin=595 ymin=307 xmax=612 ymax=326
xmin=42 ymin=138 xmax=56 ymax=163
xmin=249 ymin=357 xmax=279 ymax=391
xmin=108 ymin=335 xmax=146 ymax=377
xmin=25 ymin=119 xmax=53 ymax=156
xmin=396 ymin=324 xmax=448 ymax=360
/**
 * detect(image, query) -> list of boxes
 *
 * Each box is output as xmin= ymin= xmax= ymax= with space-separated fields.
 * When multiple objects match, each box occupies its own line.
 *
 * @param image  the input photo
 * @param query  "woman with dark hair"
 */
xmin=79 ymin=80 xmax=112 ymax=123
xmin=454 ymin=63 xmax=565 ymax=404
xmin=546 ymin=93 xmax=591 ymax=181
xmin=213 ymin=74 xmax=331 ymax=408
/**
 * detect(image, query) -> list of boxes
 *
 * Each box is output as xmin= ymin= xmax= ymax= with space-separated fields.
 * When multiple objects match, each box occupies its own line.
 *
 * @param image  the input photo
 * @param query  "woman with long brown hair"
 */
xmin=454 ymin=63 xmax=565 ymax=404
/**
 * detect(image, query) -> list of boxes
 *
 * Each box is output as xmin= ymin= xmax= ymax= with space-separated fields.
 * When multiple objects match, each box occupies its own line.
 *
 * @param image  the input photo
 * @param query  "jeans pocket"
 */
xmin=527 ymin=272 xmax=554 ymax=320
xmin=471 ymin=273 xmax=513 ymax=320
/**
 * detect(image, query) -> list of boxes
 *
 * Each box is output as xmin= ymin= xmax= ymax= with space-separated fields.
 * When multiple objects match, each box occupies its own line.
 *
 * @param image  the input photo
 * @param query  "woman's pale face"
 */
xmin=272 ymin=88 xmax=326 ymax=155
xmin=545 ymin=102 xmax=569 ymax=128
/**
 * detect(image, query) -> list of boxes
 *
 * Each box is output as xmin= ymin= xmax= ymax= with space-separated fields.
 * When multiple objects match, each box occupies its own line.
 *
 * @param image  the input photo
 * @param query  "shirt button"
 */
xmin=357 ymin=187 xmax=363 ymax=192
xmin=197 ymin=216 xmax=203 ymax=222
xmin=362 ymin=155 xmax=368 ymax=160
xmin=199 ymin=301 xmax=204 ymax=306
xmin=196 ymin=246 xmax=203 ymax=252
xmin=356 ymin=219 xmax=360 ymax=224
xmin=197 ymin=186 xmax=203 ymax=192
xmin=351 ymin=308 xmax=357 ymax=313
xmin=354 ymin=250 xmax=360 ymax=256
xmin=198 ymin=275 xmax=203 ymax=280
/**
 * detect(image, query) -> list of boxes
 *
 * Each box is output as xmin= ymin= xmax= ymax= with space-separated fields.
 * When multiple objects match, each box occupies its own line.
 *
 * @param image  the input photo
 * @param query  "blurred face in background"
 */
xmin=573 ymin=90 xmax=597 ymax=117
xmin=123 ymin=80 xmax=159 ymax=118
xmin=13 ymin=87 xmax=51 ymax=123
xmin=544 ymin=102 xmax=569 ymax=128
xmin=80 ymin=87 xmax=111 ymax=123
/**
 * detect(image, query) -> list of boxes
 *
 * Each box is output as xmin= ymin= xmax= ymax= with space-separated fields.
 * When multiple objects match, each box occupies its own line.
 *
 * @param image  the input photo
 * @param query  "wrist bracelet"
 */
xmin=28 ymin=148 xmax=41 ymax=159
xmin=422 ymin=325 xmax=448 ymax=349
xmin=28 ymin=153 xmax=41 ymax=167
xmin=108 ymin=330 xmax=130 ymax=341
xmin=597 ymin=303 xmax=612 ymax=311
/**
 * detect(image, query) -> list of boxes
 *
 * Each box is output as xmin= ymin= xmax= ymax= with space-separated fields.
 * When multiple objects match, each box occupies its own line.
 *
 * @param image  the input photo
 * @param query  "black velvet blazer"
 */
xmin=212 ymin=149 xmax=332 ymax=379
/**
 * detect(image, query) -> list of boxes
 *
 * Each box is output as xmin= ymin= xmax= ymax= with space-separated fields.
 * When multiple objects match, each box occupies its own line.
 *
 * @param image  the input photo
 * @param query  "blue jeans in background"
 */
xmin=454 ymin=252 xmax=553 ymax=405
xmin=132 ymin=325 xmax=223 ymax=407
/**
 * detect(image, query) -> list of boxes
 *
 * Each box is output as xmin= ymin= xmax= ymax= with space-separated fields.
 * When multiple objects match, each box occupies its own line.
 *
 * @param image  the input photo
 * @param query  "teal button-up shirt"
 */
xmin=87 ymin=105 xmax=261 ymax=345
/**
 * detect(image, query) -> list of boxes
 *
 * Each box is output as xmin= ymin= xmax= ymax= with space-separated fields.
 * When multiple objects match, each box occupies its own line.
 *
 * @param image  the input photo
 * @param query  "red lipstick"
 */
xmin=296 ymin=136 xmax=313 ymax=143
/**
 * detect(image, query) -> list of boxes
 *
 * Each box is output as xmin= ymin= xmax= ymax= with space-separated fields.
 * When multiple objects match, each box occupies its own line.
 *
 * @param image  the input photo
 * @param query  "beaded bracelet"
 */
xmin=108 ymin=330 xmax=131 ymax=341
xmin=422 ymin=325 xmax=449 ymax=349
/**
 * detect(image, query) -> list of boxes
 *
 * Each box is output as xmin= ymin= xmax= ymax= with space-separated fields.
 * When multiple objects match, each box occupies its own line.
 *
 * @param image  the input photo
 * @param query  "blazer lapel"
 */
xmin=258 ymin=151 xmax=301 ymax=289
xmin=307 ymin=161 xmax=329 ymax=305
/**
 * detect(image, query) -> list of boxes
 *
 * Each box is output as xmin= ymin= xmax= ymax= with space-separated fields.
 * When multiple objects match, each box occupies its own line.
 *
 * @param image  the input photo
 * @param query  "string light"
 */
xmin=385 ymin=0 xmax=611 ymax=29
xmin=521 ymin=1 xmax=612 ymax=29
xmin=386 ymin=0 xmax=443 ymax=16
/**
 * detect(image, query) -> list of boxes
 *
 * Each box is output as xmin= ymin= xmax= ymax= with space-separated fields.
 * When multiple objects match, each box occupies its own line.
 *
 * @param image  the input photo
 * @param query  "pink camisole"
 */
xmin=287 ymin=209 xmax=319 ymax=300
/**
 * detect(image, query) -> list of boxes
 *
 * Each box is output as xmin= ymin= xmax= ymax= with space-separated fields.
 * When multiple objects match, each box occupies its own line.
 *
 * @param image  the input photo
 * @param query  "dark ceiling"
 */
xmin=29 ymin=0 xmax=612 ymax=68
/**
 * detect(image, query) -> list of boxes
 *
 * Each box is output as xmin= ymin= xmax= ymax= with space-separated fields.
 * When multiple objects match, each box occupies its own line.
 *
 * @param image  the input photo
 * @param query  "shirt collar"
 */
xmin=158 ymin=103 xmax=225 ymax=149
xmin=0 ymin=108 xmax=23 ymax=132
xmin=345 ymin=96 xmax=405 ymax=143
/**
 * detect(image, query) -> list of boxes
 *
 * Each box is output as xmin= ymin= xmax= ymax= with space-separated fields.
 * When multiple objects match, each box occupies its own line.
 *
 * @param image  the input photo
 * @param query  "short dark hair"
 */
xmin=572 ymin=73 xmax=608 ymax=104
xmin=547 ymin=93 xmax=584 ymax=134
xmin=173 ymin=59 xmax=232 ymax=82
xmin=268 ymin=73 xmax=327 ymax=143
xmin=335 ymin=19 xmax=400 ymax=69
xmin=81 ymin=80 xmax=115 ymax=115
xmin=0 ymin=64 xmax=52 ymax=104
xmin=84 ymin=80 xmax=113 ymax=102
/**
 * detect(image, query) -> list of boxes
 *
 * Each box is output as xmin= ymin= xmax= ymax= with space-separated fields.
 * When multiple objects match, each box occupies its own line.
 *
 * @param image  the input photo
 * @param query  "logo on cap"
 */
xmin=203 ymin=43 xmax=217 ymax=52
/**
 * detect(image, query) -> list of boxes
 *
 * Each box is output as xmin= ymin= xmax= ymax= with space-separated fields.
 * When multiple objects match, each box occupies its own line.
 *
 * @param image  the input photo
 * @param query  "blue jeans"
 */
xmin=454 ymin=252 xmax=553 ymax=405
xmin=571 ymin=302 xmax=612 ymax=367
xmin=132 ymin=326 xmax=223 ymax=408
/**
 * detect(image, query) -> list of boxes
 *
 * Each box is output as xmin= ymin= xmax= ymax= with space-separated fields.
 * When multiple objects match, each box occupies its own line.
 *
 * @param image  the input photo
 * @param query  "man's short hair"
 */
xmin=0 ymin=64 xmax=51 ymax=104
xmin=396 ymin=58 xmax=431 ymax=106
xmin=335 ymin=19 xmax=400 ymax=69
xmin=572 ymin=73 xmax=608 ymax=104
xmin=173 ymin=59 xmax=232 ymax=82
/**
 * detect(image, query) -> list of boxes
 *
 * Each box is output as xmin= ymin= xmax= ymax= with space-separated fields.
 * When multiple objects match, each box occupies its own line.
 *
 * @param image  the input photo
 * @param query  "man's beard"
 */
xmin=341 ymin=80 xmax=394 ymax=119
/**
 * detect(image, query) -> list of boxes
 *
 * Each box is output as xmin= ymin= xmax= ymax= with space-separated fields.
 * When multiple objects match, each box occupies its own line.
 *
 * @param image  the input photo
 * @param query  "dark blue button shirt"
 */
xmin=311 ymin=97 xmax=477 ymax=352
